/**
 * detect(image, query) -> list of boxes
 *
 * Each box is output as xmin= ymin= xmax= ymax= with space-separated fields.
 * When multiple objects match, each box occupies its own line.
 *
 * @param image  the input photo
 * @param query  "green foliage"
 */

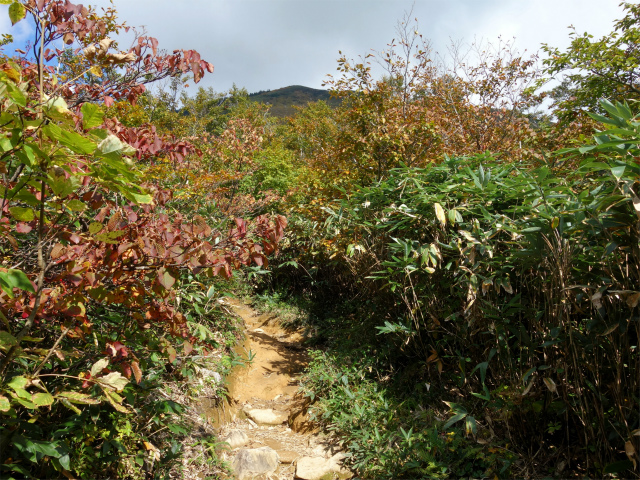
xmin=0 ymin=2 xmax=283 ymax=478
xmin=240 ymin=144 xmax=298 ymax=198
xmin=0 ymin=270 xmax=238 ymax=479
xmin=291 ymin=101 xmax=640 ymax=477
xmin=300 ymin=349 xmax=516 ymax=479
xmin=248 ymin=85 xmax=341 ymax=118
xmin=543 ymin=2 xmax=640 ymax=121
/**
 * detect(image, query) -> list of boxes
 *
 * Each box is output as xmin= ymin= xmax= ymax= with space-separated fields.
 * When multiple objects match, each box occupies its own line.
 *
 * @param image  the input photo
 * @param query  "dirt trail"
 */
xmin=214 ymin=298 xmax=352 ymax=480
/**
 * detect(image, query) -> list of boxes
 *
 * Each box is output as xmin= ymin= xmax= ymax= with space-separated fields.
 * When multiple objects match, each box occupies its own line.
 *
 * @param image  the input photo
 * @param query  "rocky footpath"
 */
xmin=215 ymin=299 xmax=353 ymax=480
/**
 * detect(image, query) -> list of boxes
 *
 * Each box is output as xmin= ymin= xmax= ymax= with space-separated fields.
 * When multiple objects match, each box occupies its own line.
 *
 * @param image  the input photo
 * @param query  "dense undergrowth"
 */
xmin=3 ymin=0 xmax=640 ymax=478
xmin=0 ymin=2 xmax=284 ymax=478
xmin=256 ymin=101 xmax=640 ymax=479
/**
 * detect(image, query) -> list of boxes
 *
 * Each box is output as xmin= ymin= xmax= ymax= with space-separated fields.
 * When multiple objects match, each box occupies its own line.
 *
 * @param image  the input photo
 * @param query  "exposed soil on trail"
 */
xmin=208 ymin=298 xmax=353 ymax=480
xmin=226 ymin=301 xmax=307 ymax=404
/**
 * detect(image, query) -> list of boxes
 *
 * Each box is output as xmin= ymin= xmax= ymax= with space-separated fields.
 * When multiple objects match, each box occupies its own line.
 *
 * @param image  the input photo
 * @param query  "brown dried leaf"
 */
xmin=626 ymin=292 xmax=640 ymax=309
xmin=543 ymin=377 xmax=557 ymax=393
xmin=625 ymin=440 xmax=637 ymax=469
xmin=107 ymin=211 xmax=123 ymax=231
xmin=50 ymin=243 xmax=65 ymax=259
xmin=131 ymin=360 xmax=142 ymax=384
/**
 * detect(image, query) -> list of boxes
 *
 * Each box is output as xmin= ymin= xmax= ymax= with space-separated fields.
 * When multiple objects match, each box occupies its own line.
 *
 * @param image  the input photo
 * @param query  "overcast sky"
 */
xmin=1 ymin=0 xmax=623 ymax=94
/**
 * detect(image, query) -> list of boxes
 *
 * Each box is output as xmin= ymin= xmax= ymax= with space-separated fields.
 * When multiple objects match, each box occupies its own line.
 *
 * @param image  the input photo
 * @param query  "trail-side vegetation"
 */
xmin=260 ymin=6 xmax=640 ymax=479
xmin=1 ymin=0 xmax=639 ymax=479
xmin=292 ymin=114 xmax=640 ymax=477
xmin=0 ymin=1 xmax=284 ymax=478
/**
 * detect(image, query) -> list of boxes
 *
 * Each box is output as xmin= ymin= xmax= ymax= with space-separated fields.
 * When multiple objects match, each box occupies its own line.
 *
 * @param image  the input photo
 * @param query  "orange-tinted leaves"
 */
xmin=166 ymin=345 xmax=177 ymax=363
xmin=121 ymin=362 xmax=132 ymax=379
xmin=131 ymin=360 xmax=142 ymax=383
xmin=50 ymin=243 xmax=66 ymax=259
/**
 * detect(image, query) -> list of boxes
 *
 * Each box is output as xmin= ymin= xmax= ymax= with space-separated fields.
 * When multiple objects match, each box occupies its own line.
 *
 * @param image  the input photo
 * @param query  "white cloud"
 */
xmin=2 ymin=0 xmax=626 ymax=94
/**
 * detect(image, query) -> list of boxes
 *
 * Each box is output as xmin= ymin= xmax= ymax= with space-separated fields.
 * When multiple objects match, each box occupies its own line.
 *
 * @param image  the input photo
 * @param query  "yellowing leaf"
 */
xmin=157 ymin=267 xmax=176 ymax=290
xmin=16 ymin=396 xmax=36 ymax=409
xmin=1 ymin=66 xmax=20 ymax=83
xmin=59 ymin=398 xmax=81 ymax=414
xmin=90 ymin=357 xmax=109 ymax=377
xmin=0 ymin=395 xmax=11 ymax=412
xmin=7 ymin=375 xmax=29 ymax=391
xmin=88 ymin=222 xmax=104 ymax=235
xmin=103 ymin=389 xmax=131 ymax=413
xmin=65 ymin=199 xmax=86 ymax=212
xmin=143 ymin=441 xmax=159 ymax=452
xmin=94 ymin=230 xmax=126 ymax=244
xmin=144 ymin=440 xmax=161 ymax=461
xmin=434 ymin=203 xmax=447 ymax=227
xmin=56 ymin=391 xmax=101 ymax=405
xmin=98 ymin=372 xmax=128 ymax=391
xmin=45 ymin=96 xmax=71 ymax=117
xmin=9 ymin=206 xmax=34 ymax=222
xmin=97 ymin=134 xmax=124 ymax=154
xmin=9 ymin=2 xmax=26 ymax=25
xmin=32 ymin=392 xmax=54 ymax=407
xmin=81 ymin=102 xmax=104 ymax=129
xmin=543 ymin=377 xmax=557 ymax=393
xmin=0 ymin=331 xmax=18 ymax=350
xmin=89 ymin=66 xmax=103 ymax=77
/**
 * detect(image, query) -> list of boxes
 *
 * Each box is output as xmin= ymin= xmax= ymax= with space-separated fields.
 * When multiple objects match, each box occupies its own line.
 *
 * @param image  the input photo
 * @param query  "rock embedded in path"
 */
xmin=232 ymin=447 xmax=279 ymax=480
xmin=222 ymin=429 xmax=248 ymax=449
xmin=295 ymin=456 xmax=335 ymax=480
xmin=329 ymin=452 xmax=352 ymax=477
xmin=243 ymin=406 xmax=289 ymax=425
xmin=262 ymin=437 xmax=285 ymax=451
xmin=278 ymin=449 xmax=300 ymax=464
xmin=295 ymin=453 xmax=353 ymax=480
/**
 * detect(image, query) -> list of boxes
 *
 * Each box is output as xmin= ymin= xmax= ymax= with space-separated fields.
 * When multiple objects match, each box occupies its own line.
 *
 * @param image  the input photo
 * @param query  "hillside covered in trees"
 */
xmin=0 ymin=1 xmax=639 ymax=479
xmin=248 ymin=85 xmax=341 ymax=118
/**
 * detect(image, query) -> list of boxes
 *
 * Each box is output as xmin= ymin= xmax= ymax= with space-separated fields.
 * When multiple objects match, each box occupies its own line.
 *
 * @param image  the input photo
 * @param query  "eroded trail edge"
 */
xmin=214 ymin=299 xmax=353 ymax=480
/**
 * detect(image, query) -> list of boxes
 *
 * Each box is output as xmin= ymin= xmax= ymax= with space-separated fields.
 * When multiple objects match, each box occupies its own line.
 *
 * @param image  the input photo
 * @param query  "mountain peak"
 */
xmin=248 ymin=85 xmax=340 ymax=117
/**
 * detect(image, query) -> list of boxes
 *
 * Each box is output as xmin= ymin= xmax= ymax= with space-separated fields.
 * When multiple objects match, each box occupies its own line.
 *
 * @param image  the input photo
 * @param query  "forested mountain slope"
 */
xmin=248 ymin=85 xmax=341 ymax=117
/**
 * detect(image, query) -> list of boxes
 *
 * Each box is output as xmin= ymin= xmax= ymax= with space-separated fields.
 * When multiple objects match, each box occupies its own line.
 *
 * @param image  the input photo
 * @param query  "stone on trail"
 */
xmin=311 ymin=444 xmax=332 ymax=458
xmin=295 ymin=454 xmax=353 ymax=480
xmin=232 ymin=447 xmax=279 ymax=480
xmin=277 ymin=449 xmax=300 ymax=464
xmin=197 ymin=367 xmax=222 ymax=384
xmin=243 ymin=406 xmax=289 ymax=425
xmin=222 ymin=429 xmax=248 ymax=449
xmin=295 ymin=456 xmax=335 ymax=480
xmin=329 ymin=452 xmax=352 ymax=477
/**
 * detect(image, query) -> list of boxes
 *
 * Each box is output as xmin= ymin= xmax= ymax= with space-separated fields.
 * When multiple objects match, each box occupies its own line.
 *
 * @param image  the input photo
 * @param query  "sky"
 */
xmin=1 ymin=0 xmax=623 ymax=95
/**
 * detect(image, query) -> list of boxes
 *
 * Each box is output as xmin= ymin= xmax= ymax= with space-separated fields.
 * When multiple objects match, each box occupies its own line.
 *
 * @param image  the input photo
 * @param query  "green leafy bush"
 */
xmin=240 ymin=144 xmax=299 ymax=198
xmin=301 ymin=349 xmax=516 ymax=479
xmin=296 ymin=100 xmax=640 ymax=477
